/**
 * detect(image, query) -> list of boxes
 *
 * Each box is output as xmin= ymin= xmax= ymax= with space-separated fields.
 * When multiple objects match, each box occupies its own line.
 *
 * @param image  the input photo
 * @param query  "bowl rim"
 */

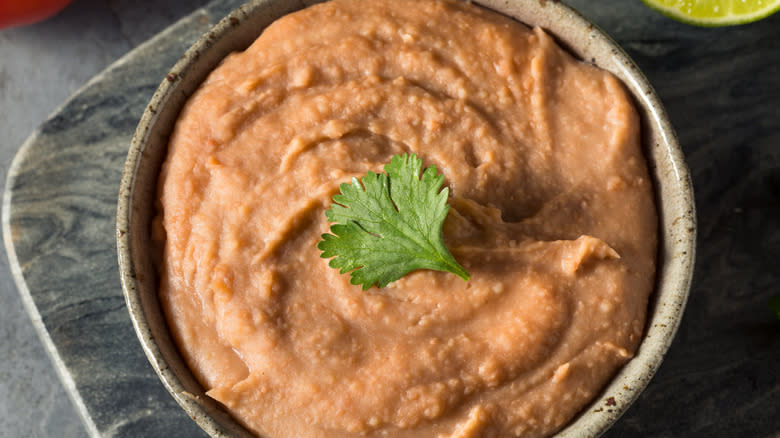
xmin=116 ymin=0 xmax=696 ymax=437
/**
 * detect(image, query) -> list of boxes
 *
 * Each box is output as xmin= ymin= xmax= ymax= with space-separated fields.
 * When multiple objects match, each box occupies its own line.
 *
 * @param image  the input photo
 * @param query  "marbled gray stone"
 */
xmin=0 ymin=1 xmax=219 ymax=437
xmin=2 ymin=0 xmax=779 ymax=437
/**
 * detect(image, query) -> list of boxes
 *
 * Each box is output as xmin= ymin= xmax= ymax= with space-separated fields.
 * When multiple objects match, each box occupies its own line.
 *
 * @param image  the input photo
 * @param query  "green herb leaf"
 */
xmin=318 ymin=153 xmax=470 ymax=290
xmin=769 ymin=294 xmax=780 ymax=320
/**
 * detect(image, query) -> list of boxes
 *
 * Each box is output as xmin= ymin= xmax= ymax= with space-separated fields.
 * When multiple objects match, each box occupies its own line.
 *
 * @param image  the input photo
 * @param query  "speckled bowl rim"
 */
xmin=117 ymin=0 xmax=696 ymax=437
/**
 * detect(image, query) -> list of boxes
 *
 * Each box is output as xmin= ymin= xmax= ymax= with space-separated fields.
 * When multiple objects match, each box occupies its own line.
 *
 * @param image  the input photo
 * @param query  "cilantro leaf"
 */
xmin=770 ymin=294 xmax=780 ymax=320
xmin=317 ymin=153 xmax=470 ymax=290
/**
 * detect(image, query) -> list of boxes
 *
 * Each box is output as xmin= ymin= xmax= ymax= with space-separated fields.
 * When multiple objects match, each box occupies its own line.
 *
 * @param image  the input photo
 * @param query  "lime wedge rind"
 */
xmin=641 ymin=0 xmax=780 ymax=27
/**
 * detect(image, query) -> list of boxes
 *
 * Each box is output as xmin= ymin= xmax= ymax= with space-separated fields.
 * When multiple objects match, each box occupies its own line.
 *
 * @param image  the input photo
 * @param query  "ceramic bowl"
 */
xmin=117 ymin=0 xmax=696 ymax=436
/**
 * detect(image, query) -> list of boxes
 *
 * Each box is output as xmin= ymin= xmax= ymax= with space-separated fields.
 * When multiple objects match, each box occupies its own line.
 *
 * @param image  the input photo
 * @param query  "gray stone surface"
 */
xmin=1 ymin=1 xmax=779 ymax=438
xmin=0 ymin=1 xmax=212 ymax=437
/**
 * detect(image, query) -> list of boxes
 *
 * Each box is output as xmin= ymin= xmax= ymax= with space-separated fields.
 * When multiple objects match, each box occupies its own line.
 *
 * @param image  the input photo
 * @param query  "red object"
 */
xmin=0 ymin=0 xmax=74 ymax=29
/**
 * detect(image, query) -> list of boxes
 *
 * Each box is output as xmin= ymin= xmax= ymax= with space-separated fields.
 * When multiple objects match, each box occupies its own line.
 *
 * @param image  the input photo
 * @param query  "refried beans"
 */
xmin=156 ymin=0 xmax=658 ymax=436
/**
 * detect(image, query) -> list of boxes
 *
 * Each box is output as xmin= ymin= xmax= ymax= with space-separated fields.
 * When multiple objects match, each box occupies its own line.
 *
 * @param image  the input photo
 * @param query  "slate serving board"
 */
xmin=3 ymin=0 xmax=779 ymax=437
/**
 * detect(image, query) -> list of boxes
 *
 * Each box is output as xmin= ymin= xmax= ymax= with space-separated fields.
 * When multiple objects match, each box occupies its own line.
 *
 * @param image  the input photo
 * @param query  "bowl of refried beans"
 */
xmin=116 ymin=0 xmax=696 ymax=437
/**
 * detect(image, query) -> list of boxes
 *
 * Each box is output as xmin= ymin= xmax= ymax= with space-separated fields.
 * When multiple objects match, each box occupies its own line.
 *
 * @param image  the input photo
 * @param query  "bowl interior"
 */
xmin=117 ymin=0 xmax=696 ymax=437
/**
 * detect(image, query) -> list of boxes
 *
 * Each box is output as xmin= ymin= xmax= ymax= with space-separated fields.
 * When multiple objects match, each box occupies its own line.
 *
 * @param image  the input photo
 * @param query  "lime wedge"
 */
xmin=642 ymin=0 xmax=780 ymax=26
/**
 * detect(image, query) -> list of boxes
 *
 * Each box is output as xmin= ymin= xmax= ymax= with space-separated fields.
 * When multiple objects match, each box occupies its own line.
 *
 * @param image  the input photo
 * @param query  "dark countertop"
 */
xmin=1 ymin=1 xmax=778 ymax=437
